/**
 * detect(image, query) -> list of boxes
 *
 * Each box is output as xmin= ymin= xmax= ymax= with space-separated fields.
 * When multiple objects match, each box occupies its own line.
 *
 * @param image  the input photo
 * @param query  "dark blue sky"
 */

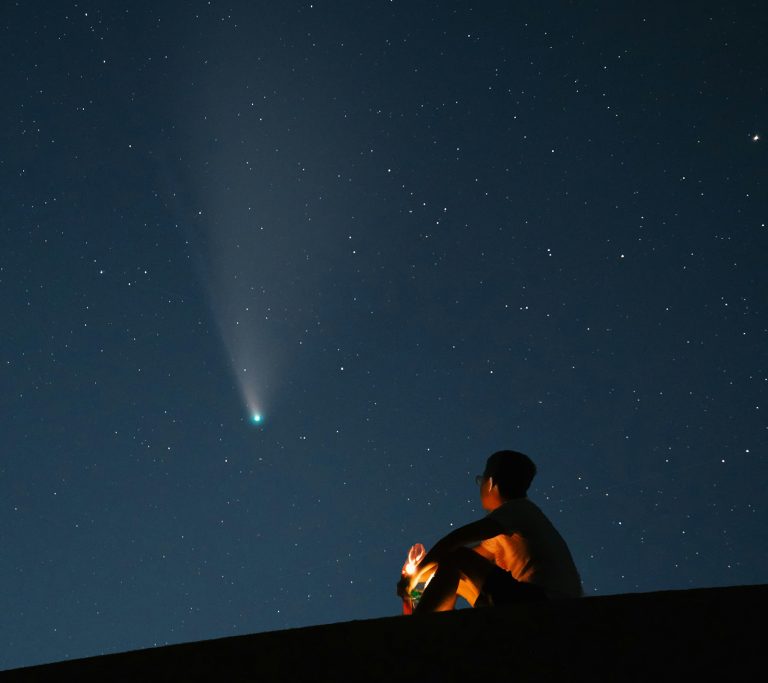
xmin=2 ymin=0 xmax=766 ymax=670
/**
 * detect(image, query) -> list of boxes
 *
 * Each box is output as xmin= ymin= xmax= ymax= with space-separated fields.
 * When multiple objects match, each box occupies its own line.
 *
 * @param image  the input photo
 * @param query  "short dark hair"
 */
xmin=484 ymin=450 xmax=537 ymax=499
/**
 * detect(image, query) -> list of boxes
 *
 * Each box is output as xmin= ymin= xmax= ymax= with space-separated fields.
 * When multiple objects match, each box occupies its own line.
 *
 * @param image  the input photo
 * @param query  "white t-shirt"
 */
xmin=480 ymin=498 xmax=583 ymax=598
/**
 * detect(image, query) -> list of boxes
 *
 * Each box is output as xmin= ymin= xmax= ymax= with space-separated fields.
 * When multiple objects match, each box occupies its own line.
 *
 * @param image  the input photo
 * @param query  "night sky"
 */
xmin=2 ymin=0 xmax=766 ymax=670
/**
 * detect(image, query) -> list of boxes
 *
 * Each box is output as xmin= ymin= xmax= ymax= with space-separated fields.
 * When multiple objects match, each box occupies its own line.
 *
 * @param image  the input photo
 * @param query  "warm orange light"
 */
xmin=402 ymin=543 xmax=426 ymax=577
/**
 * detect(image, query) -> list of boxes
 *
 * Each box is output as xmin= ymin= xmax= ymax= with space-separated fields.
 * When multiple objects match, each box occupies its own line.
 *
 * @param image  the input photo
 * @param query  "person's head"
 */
xmin=478 ymin=450 xmax=537 ymax=510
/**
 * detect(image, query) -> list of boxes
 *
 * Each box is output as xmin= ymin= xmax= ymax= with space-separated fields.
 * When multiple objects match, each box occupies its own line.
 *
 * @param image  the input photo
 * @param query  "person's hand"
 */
xmin=396 ymin=575 xmax=411 ymax=599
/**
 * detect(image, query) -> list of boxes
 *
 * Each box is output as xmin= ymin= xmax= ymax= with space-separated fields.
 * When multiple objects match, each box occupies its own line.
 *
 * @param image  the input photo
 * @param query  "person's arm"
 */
xmin=409 ymin=516 xmax=504 ymax=589
xmin=473 ymin=544 xmax=495 ymax=561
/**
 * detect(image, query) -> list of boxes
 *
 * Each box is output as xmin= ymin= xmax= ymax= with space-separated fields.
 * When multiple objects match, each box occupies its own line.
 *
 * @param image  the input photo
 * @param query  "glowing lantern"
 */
xmin=401 ymin=543 xmax=427 ymax=614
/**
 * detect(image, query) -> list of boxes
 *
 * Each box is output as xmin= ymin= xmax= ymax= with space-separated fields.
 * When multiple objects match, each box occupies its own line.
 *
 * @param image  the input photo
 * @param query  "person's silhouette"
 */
xmin=399 ymin=450 xmax=582 ymax=612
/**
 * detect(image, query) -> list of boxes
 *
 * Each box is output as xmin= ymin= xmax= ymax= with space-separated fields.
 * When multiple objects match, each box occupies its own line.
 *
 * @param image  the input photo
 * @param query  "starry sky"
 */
xmin=2 ymin=0 xmax=766 ymax=670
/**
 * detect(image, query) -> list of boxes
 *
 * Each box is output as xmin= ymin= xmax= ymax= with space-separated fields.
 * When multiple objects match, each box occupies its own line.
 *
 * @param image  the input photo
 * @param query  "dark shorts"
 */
xmin=477 ymin=566 xmax=548 ymax=607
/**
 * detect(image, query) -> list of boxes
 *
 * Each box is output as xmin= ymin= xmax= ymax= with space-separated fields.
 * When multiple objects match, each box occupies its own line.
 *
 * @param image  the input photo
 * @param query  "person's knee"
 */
xmin=441 ymin=546 xmax=495 ymax=589
xmin=440 ymin=546 xmax=476 ymax=571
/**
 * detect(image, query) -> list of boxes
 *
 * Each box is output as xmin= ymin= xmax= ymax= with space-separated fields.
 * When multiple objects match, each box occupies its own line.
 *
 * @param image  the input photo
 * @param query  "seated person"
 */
xmin=401 ymin=450 xmax=582 ymax=612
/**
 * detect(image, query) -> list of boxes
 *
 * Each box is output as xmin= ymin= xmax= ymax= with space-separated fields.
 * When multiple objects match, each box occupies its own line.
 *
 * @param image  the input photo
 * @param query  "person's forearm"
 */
xmin=438 ymin=519 xmax=498 ymax=551
xmin=442 ymin=524 xmax=483 ymax=549
xmin=417 ymin=521 xmax=491 ymax=572
xmin=414 ymin=517 xmax=502 ymax=581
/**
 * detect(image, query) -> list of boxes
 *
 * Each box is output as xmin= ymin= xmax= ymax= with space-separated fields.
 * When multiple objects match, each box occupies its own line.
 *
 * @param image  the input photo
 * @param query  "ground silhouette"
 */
xmin=7 ymin=584 xmax=764 ymax=681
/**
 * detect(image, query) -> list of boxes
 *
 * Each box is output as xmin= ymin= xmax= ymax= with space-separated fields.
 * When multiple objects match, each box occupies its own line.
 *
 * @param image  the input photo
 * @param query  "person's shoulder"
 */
xmin=490 ymin=497 xmax=542 ymax=521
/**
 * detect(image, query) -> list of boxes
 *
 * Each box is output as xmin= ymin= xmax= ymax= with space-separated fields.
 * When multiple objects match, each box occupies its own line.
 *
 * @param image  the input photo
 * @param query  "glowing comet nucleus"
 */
xmin=239 ymin=376 xmax=266 ymax=428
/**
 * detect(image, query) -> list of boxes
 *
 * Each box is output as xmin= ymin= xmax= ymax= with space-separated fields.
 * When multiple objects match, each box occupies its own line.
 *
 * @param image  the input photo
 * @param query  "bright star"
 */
xmin=251 ymin=413 xmax=263 ymax=425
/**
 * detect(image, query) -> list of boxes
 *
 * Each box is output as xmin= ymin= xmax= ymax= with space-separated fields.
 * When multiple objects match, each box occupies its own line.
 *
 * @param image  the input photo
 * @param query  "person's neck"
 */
xmin=493 ymin=495 xmax=525 ymax=510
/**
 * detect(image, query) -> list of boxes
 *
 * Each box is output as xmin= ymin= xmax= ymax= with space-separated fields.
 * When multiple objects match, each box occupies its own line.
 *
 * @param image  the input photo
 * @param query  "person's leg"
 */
xmin=479 ymin=566 xmax=548 ymax=606
xmin=414 ymin=548 xmax=495 ymax=613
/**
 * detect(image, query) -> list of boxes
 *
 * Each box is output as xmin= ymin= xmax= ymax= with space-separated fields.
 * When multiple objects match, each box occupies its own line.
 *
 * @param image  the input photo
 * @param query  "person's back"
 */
xmin=481 ymin=497 xmax=583 ymax=598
